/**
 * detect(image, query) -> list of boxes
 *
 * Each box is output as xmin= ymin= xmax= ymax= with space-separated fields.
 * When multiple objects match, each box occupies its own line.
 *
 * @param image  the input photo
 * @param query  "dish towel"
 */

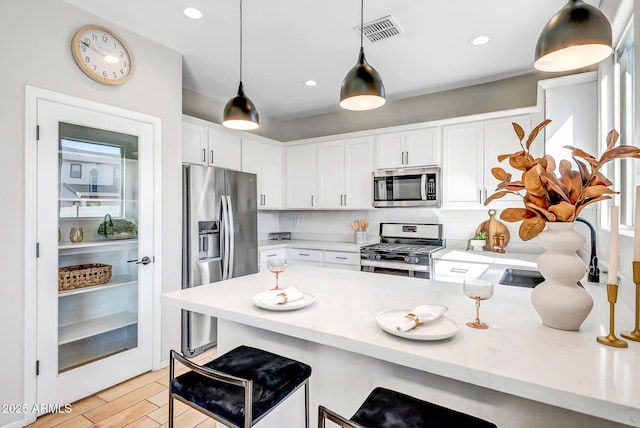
xmin=258 ymin=286 xmax=304 ymax=305
xmin=396 ymin=305 xmax=448 ymax=332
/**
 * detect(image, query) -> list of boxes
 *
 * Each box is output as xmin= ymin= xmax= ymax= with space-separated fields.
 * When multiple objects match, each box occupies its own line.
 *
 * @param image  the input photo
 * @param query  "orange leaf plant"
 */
xmin=485 ymin=119 xmax=640 ymax=241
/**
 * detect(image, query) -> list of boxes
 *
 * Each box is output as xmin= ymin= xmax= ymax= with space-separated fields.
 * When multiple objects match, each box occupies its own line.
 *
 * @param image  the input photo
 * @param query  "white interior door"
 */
xmin=36 ymin=99 xmax=155 ymax=407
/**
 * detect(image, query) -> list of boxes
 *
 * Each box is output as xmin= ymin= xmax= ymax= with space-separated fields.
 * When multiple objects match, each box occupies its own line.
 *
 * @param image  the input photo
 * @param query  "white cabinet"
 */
xmin=442 ymin=114 xmax=540 ymax=208
xmin=317 ymin=137 xmax=373 ymax=209
xmin=288 ymin=248 xmax=323 ymax=267
xmin=182 ymin=117 xmax=242 ymax=170
xmin=259 ymin=247 xmax=287 ymax=272
xmin=375 ymin=128 xmax=440 ymax=169
xmin=286 ymin=144 xmax=317 ymax=209
xmin=323 ymin=250 xmax=361 ymax=271
xmin=242 ymin=137 xmax=284 ymax=209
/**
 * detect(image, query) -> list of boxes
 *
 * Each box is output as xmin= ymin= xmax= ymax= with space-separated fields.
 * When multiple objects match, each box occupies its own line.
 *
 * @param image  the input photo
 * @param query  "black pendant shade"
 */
xmin=223 ymin=81 xmax=259 ymax=130
xmin=340 ymin=0 xmax=386 ymax=111
xmin=534 ymin=0 xmax=612 ymax=72
xmin=340 ymin=48 xmax=386 ymax=111
xmin=223 ymin=0 xmax=259 ymax=130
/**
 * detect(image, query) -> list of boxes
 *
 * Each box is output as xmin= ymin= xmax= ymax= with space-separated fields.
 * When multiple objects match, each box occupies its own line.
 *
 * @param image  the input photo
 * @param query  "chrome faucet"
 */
xmin=575 ymin=217 xmax=600 ymax=283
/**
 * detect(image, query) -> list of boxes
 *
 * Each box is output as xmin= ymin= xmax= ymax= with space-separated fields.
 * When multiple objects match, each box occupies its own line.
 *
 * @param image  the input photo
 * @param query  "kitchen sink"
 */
xmin=499 ymin=268 xmax=545 ymax=288
xmin=498 ymin=268 xmax=585 ymax=288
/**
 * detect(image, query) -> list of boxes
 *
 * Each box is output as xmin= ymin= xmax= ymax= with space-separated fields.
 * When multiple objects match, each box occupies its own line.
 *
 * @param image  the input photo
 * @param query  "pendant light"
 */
xmin=223 ymin=0 xmax=259 ymax=130
xmin=340 ymin=0 xmax=386 ymax=111
xmin=534 ymin=0 xmax=612 ymax=72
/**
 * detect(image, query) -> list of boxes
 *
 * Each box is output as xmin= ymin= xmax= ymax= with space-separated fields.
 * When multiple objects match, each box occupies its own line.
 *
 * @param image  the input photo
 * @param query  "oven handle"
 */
xmin=421 ymin=174 xmax=427 ymax=200
xmin=361 ymin=259 xmax=430 ymax=272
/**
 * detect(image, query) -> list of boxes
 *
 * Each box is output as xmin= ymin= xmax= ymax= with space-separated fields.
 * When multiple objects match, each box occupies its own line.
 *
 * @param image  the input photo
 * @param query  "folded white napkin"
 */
xmin=396 ymin=305 xmax=448 ymax=332
xmin=258 ymin=286 xmax=304 ymax=305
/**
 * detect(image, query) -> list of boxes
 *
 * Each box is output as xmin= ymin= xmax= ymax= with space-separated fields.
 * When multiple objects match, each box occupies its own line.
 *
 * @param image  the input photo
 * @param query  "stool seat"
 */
xmin=171 ymin=345 xmax=311 ymax=427
xmin=319 ymin=387 xmax=496 ymax=428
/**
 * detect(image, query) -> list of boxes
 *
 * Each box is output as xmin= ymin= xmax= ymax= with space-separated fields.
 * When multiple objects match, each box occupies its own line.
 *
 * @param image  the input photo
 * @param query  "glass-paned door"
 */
xmin=36 ymin=99 xmax=154 ymax=408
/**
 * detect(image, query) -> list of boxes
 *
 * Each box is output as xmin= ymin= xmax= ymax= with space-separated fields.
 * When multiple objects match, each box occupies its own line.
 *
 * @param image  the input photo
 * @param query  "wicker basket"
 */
xmin=58 ymin=263 xmax=112 ymax=291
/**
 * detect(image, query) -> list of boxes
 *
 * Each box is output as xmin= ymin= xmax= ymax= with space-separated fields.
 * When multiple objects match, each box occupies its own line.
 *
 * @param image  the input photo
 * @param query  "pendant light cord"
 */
xmin=360 ymin=0 xmax=364 ymax=49
xmin=240 ymin=0 xmax=243 ymax=82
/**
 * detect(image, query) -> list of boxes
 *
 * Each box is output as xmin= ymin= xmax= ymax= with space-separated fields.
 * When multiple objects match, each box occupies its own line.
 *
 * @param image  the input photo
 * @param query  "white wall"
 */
xmin=0 ymin=1 xmax=182 ymax=426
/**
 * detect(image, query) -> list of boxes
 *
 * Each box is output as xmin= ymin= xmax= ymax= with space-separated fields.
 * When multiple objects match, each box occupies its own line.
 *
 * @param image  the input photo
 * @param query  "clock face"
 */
xmin=71 ymin=25 xmax=133 ymax=85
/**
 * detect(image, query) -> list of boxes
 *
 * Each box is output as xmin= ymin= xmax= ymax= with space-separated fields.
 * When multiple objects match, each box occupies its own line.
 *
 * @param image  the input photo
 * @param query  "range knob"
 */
xmin=375 ymin=254 xmax=381 ymax=260
xmin=403 ymin=256 xmax=419 ymax=264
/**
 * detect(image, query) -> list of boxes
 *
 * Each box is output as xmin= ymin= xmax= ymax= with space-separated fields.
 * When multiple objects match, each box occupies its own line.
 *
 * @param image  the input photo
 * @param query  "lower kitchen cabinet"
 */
xmin=323 ymin=250 xmax=361 ymax=271
xmin=259 ymin=247 xmax=287 ymax=272
xmin=288 ymin=248 xmax=323 ymax=267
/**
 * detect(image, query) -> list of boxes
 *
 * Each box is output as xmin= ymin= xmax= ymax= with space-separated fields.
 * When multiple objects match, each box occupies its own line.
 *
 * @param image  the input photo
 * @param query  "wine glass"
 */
xmin=462 ymin=278 xmax=494 ymax=329
xmin=267 ymin=258 xmax=287 ymax=290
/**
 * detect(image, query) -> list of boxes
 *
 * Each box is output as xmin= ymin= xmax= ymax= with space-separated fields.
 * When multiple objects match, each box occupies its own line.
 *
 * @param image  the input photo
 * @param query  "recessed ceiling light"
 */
xmin=184 ymin=7 xmax=203 ymax=19
xmin=304 ymin=80 xmax=318 ymax=87
xmin=470 ymin=35 xmax=491 ymax=46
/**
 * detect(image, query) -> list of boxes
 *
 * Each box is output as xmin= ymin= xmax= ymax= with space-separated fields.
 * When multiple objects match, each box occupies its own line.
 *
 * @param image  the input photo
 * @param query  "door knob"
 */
xmin=127 ymin=256 xmax=153 ymax=265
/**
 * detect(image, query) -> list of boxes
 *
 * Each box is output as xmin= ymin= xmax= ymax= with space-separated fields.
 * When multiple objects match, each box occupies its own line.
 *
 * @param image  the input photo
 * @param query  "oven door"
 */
xmin=361 ymin=259 xmax=431 ymax=279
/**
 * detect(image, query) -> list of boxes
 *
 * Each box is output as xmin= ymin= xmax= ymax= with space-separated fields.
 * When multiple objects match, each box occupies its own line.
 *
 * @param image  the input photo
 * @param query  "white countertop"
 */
xmin=162 ymin=266 xmax=640 ymax=426
xmin=258 ymin=239 xmax=365 ymax=253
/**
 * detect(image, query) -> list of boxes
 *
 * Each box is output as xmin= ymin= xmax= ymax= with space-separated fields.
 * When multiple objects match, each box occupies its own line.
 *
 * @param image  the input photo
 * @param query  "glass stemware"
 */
xmin=267 ymin=258 xmax=287 ymax=290
xmin=463 ymin=278 xmax=494 ymax=329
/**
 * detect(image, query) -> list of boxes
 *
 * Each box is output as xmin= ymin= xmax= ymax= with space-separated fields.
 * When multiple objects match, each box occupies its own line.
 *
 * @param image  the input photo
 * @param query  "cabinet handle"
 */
xmin=299 ymin=253 xmax=310 ymax=256
xmin=262 ymin=194 xmax=266 ymax=206
xmin=401 ymin=151 xmax=405 ymax=165
xmin=479 ymin=189 xmax=482 ymax=201
xmin=344 ymin=194 xmax=347 ymax=206
xmin=340 ymin=194 xmax=344 ymax=206
xmin=210 ymin=150 xmax=214 ymax=165
xmin=202 ymin=148 xmax=206 ymax=163
xmin=311 ymin=195 xmax=314 ymax=207
xmin=267 ymin=253 xmax=277 ymax=257
xmin=405 ymin=151 xmax=409 ymax=165
xmin=484 ymin=189 xmax=487 ymax=200
xmin=336 ymin=256 xmax=348 ymax=260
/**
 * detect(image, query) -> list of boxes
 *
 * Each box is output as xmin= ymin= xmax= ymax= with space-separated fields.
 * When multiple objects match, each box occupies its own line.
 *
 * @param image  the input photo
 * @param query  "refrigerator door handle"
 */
xmin=221 ymin=195 xmax=230 ymax=280
xmin=226 ymin=195 xmax=235 ymax=279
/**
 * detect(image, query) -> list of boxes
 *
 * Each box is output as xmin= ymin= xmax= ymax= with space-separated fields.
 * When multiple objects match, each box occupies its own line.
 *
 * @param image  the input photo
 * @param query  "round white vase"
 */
xmin=531 ymin=222 xmax=593 ymax=331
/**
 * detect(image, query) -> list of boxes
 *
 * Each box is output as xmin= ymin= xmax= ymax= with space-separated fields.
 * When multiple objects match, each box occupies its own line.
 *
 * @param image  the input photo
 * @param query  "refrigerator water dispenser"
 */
xmin=198 ymin=221 xmax=220 ymax=261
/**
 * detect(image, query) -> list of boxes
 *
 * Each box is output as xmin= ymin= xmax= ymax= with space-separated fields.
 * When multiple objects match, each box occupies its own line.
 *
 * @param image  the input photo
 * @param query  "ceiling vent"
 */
xmin=356 ymin=15 xmax=403 ymax=44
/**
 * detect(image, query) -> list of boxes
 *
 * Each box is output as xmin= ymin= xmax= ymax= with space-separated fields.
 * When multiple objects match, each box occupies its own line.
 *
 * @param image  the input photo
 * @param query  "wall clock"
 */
xmin=71 ymin=25 xmax=134 ymax=85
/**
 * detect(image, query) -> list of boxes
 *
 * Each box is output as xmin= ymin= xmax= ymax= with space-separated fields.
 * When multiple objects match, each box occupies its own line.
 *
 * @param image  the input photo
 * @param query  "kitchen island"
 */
xmin=161 ymin=266 xmax=640 ymax=428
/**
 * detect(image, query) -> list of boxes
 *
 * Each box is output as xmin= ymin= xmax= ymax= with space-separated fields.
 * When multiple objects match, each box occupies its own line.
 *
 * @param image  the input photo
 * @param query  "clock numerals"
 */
xmin=72 ymin=25 xmax=133 ymax=85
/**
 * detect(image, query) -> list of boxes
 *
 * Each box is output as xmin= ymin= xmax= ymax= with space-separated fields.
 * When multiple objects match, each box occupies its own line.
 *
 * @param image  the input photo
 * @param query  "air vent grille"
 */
xmin=356 ymin=15 xmax=403 ymax=44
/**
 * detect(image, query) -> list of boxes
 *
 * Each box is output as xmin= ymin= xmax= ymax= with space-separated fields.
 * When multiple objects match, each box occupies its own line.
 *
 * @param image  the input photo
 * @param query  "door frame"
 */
xmin=23 ymin=86 xmax=163 ymax=425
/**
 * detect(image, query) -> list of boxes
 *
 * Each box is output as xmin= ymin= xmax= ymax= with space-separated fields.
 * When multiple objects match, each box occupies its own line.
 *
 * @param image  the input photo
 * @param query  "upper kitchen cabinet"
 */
xmin=317 ymin=136 xmax=373 ymax=209
xmin=242 ymin=137 xmax=284 ymax=209
xmin=182 ymin=116 xmax=242 ymax=170
xmin=286 ymin=144 xmax=317 ymax=209
xmin=442 ymin=114 xmax=541 ymax=208
xmin=375 ymin=128 xmax=440 ymax=169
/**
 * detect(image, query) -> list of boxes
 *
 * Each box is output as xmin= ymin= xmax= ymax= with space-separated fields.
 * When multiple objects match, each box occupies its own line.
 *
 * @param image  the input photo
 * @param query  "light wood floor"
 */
xmin=28 ymin=348 xmax=218 ymax=428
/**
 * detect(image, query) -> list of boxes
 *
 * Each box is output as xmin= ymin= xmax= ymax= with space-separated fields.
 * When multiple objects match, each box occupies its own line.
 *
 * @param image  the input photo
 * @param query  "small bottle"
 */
xmin=492 ymin=235 xmax=500 ymax=252
xmin=90 ymin=168 xmax=98 ymax=192
xmin=498 ymin=234 xmax=506 ymax=253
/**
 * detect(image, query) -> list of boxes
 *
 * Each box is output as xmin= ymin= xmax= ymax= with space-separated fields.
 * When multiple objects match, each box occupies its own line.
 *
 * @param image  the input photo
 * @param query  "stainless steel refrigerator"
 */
xmin=182 ymin=164 xmax=258 ymax=357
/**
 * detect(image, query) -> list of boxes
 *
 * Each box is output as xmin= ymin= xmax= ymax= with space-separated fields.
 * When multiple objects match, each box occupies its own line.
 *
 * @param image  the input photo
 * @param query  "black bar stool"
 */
xmin=169 ymin=345 xmax=311 ymax=428
xmin=319 ymin=387 xmax=497 ymax=428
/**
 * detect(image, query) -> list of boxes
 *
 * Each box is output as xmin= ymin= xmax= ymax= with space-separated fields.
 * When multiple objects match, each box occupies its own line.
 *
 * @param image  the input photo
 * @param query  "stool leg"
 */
xmin=304 ymin=380 xmax=310 ymax=428
xmin=168 ymin=395 xmax=174 ymax=428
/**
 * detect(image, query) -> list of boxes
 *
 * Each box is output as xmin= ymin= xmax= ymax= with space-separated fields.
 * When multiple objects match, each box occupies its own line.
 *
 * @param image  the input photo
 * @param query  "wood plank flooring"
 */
xmin=28 ymin=348 xmax=218 ymax=428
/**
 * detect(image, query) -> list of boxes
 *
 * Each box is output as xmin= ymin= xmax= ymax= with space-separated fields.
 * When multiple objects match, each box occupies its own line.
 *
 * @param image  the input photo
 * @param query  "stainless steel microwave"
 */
xmin=372 ymin=167 xmax=441 ymax=207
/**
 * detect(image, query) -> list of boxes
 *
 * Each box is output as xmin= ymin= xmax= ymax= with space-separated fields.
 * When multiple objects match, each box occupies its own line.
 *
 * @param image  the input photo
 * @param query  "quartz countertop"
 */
xmin=258 ymin=239 xmax=366 ymax=252
xmin=162 ymin=265 xmax=640 ymax=426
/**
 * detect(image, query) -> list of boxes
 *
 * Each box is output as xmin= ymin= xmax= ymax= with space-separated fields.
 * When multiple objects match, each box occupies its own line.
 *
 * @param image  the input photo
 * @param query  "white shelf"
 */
xmin=59 ymin=239 xmax=137 ymax=255
xmin=58 ymin=275 xmax=137 ymax=297
xmin=58 ymin=311 xmax=138 ymax=345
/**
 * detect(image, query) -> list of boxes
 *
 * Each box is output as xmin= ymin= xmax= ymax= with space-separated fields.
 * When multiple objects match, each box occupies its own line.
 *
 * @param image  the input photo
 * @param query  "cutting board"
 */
xmin=476 ymin=209 xmax=510 ymax=251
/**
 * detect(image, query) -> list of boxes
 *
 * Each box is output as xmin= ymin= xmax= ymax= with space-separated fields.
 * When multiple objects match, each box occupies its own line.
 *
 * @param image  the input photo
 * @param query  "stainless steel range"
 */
xmin=360 ymin=223 xmax=444 ymax=278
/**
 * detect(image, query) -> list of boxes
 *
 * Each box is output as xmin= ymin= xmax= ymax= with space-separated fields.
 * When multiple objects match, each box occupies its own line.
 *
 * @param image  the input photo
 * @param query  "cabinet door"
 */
xmin=344 ymin=137 xmax=374 ymax=208
xmin=317 ymin=140 xmax=345 ymax=208
xmin=243 ymin=138 xmax=283 ymax=209
xmin=209 ymin=129 xmax=242 ymax=170
xmin=483 ymin=115 xmax=531 ymax=207
xmin=286 ymin=145 xmax=316 ymax=208
xmin=375 ymin=132 xmax=405 ymax=169
xmin=405 ymin=128 xmax=440 ymax=167
xmin=442 ymin=122 xmax=484 ymax=208
xmin=36 ymin=100 xmax=155 ymax=407
xmin=182 ymin=121 xmax=207 ymax=166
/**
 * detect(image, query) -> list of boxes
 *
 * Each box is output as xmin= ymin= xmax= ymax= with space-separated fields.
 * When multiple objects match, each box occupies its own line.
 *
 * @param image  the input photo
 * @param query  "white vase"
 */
xmin=531 ymin=222 xmax=593 ymax=331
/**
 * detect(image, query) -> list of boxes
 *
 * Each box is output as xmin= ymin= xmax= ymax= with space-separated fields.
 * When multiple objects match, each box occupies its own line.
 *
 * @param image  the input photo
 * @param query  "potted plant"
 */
xmin=467 ymin=231 xmax=487 ymax=252
xmin=485 ymin=120 xmax=640 ymax=330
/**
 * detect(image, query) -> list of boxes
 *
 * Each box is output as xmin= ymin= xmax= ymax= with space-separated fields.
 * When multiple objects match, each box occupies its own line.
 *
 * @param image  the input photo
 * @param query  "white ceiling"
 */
xmin=64 ymin=0 xmax=612 ymax=121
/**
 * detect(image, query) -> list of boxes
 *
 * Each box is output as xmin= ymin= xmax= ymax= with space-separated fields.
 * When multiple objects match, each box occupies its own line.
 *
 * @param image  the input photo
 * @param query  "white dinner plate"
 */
xmin=252 ymin=291 xmax=315 ymax=311
xmin=376 ymin=309 xmax=458 ymax=340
